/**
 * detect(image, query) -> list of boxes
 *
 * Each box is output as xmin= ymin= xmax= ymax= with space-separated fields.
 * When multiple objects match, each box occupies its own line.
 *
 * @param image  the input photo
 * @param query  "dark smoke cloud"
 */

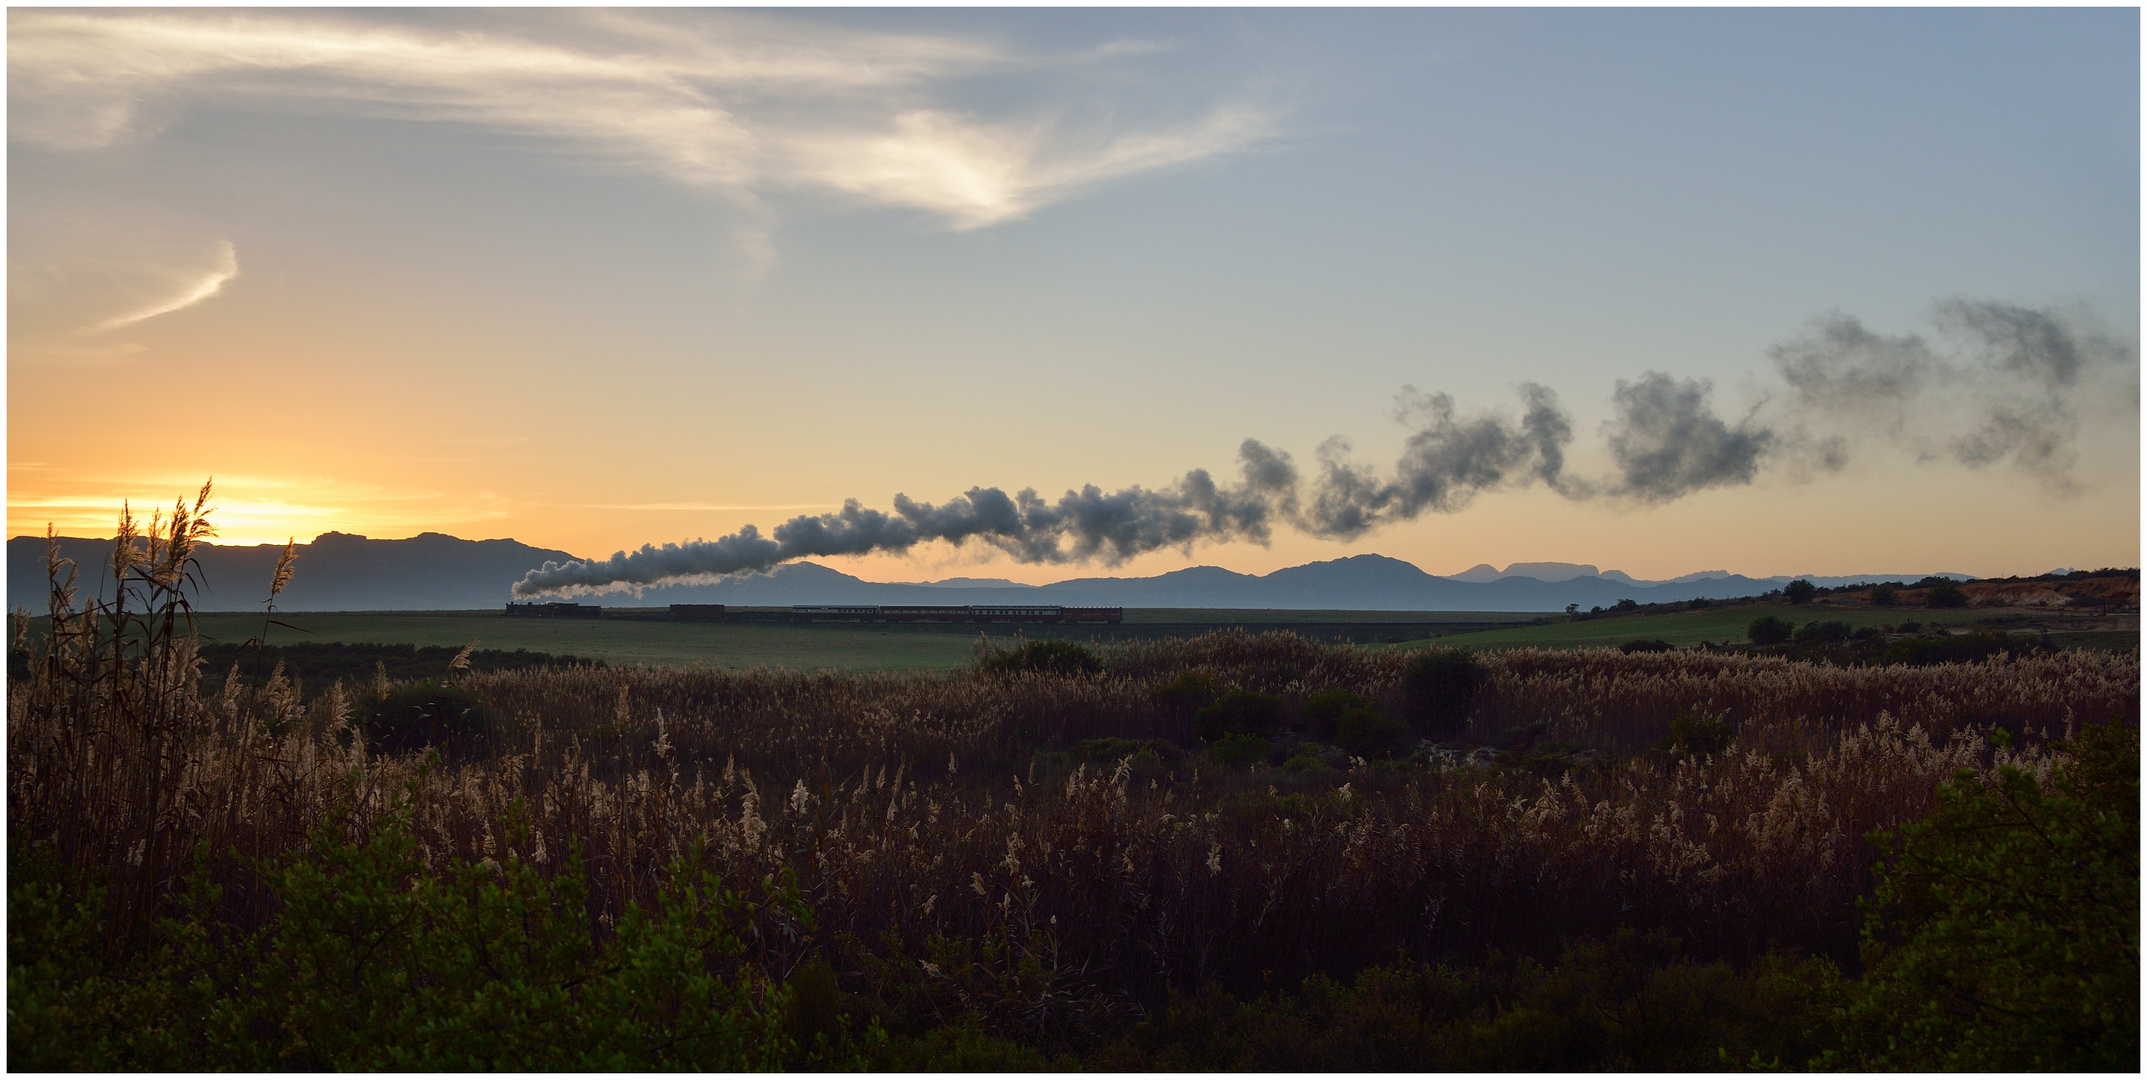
xmin=1768 ymin=298 xmax=2136 ymax=487
xmin=1301 ymin=383 xmax=1578 ymax=539
xmin=514 ymin=440 xmax=1299 ymax=596
xmin=516 ymin=297 xmax=2134 ymax=597
xmin=1602 ymin=373 xmax=1771 ymax=502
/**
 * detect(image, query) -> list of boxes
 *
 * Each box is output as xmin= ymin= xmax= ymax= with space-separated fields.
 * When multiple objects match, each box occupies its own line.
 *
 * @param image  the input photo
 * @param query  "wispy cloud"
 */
xmin=9 ymin=10 xmax=1269 ymax=231
xmin=88 ymin=240 xmax=239 ymax=332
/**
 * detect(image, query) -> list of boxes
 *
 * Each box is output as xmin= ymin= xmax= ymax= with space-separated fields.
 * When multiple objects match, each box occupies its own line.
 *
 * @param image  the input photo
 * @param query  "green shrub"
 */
xmin=1923 ymin=584 xmax=1967 ymax=609
xmin=1208 ymin=732 xmax=1270 ymax=769
xmin=9 ymin=812 xmax=807 ymax=1071
xmin=1085 ymin=930 xmax=1845 ymax=1071
xmin=1793 ymin=620 xmax=1851 ymax=644
xmin=1881 ymin=632 xmax=2019 ymax=667
xmin=1196 ymin=690 xmax=1283 ymax=741
xmin=357 ymin=680 xmax=502 ymax=760
xmin=1335 ymin=706 xmax=1413 ymax=759
xmin=1151 ymin=671 xmax=1220 ymax=716
xmin=1654 ymin=714 xmax=1732 ymax=758
xmin=1302 ymin=687 xmax=1375 ymax=740
xmin=1868 ymin=584 xmax=1898 ymax=606
xmin=1783 ymin=579 xmax=1818 ymax=603
xmin=1398 ymin=649 xmax=1486 ymax=737
xmin=1618 ymin=639 xmax=1673 ymax=654
xmin=1830 ymin=723 xmax=2138 ymax=1070
xmin=1746 ymin=616 xmax=1793 ymax=645
xmin=978 ymin=639 xmax=1100 ymax=677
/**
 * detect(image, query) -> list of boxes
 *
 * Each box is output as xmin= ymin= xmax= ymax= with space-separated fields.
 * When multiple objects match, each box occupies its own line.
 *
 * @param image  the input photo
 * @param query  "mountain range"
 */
xmin=7 ymin=532 xmax=1973 ymax=614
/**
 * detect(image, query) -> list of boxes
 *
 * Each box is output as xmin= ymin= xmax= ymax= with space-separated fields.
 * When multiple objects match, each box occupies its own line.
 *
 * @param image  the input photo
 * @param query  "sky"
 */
xmin=8 ymin=7 xmax=2140 ymax=590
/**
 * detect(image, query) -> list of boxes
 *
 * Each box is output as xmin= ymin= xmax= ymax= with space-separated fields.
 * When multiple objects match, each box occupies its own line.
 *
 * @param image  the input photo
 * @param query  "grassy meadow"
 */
xmin=168 ymin=607 xmax=1543 ymax=672
xmin=9 ymin=518 xmax=2139 ymax=1070
xmin=1423 ymin=600 xmax=2134 ymax=650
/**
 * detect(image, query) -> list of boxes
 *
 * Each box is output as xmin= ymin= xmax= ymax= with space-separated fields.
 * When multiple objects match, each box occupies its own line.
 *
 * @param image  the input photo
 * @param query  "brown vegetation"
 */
xmin=9 ymin=496 xmax=2137 ymax=1061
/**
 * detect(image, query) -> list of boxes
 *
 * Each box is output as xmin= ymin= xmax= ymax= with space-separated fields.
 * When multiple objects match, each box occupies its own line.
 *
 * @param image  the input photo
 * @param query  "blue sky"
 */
xmin=10 ymin=8 xmax=2138 ymax=585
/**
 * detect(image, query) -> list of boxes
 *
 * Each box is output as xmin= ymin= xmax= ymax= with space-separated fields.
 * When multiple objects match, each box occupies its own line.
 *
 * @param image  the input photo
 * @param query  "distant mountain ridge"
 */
xmin=8 ymin=531 xmax=1972 ymax=613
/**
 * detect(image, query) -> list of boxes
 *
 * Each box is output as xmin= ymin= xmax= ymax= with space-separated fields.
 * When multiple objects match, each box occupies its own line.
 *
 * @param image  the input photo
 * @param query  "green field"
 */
xmin=166 ymin=608 xmax=1537 ymax=671
xmin=179 ymin=611 xmax=987 ymax=671
xmin=81 ymin=603 xmax=2141 ymax=673
xmin=1413 ymin=602 xmax=2135 ymax=651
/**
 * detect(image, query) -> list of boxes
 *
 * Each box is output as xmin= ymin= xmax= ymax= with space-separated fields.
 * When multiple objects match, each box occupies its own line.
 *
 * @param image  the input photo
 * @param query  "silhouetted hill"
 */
xmin=7 ymin=532 xmax=578 ymax=612
xmin=8 ymin=531 xmax=1971 ymax=613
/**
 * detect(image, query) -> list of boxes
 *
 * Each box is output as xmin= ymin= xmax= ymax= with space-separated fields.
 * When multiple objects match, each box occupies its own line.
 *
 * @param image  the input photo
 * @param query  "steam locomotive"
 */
xmin=787 ymin=604 xmax=1122 ymax=624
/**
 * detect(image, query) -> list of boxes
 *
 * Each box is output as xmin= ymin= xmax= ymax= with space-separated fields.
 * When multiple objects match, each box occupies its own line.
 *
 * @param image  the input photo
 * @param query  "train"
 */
xmin=787 ymin=604 xmax=1121 ymax=624
xmin=505 ymin=601 xmax=602 ymax=619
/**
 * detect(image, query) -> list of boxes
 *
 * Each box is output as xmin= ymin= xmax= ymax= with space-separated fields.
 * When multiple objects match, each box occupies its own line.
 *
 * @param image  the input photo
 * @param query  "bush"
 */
xmin=979 ymin=639 xmax=1100 ymax=677
xmin=1747 ymin=616 xmax=1794 ymax=646
xmin=1334 ymin=706 xmax=1413 ymax=759
xmin=1868 ymin=584 xmax=1898 ymax=606
xmin=1398 ymin=649 xmax=1486 ymax=737
xmin=1793 ymin=621 xmax=1852 ymax=645
xmin=1881 ymin=632 xmax=2019 ymax=667
xmin=1196 ymin=690 xmax=1283 ymax=741
xmin=1618 ymin=639 xmax=1673 ymax=654
xmin=1208 ymin=732 xmax=1269 ymax=769
xmin=1784 ymin=579 xmax=1818 ymax=604
xmin=8 ymin=815 xmax=805 ymax=1071
xmin=1151 ymin=671 xmax=1219 ymax=716
xmin=1653 ymin=714 xmax=1732 ymax=758
xmin=358 ymin=680 xmax=502 ymax=759
xmin=1923 ymin=585 xmax=1967 ymax=609
xmin=1831 ymin=724 xmax=2138 ymax=1070
xmin=1302 ymin=687 xmax=1375 ymax=740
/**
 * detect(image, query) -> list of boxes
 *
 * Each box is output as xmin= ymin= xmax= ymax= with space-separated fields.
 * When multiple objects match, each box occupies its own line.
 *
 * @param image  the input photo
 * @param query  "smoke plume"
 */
xmin=1768 ymin=297 xmax=2136 ymax=489
xmin=1602 ymin=373 xmax=1771 ymax=502
xmin=514 ymin=441 xmax=1299 ymax=596
xmin=516 ymin=297 xmax=2134 ymax=597
xmin=1301 ymin=383 xmax=1578 ymax=539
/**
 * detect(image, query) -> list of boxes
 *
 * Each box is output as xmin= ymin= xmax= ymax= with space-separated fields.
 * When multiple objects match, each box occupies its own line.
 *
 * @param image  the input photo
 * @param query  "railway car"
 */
xmin=969 ymin=605 xmax=1064 ymax=622
xmin=505 ymin=601 xmax=601 ymax=619
xmin=1061 ymin=607 xmax=1124 ymax=624
xmin=877 ymin=605 xmax=975 ymax=623
xmin=790 ymin=605 xmax=879 ymax=622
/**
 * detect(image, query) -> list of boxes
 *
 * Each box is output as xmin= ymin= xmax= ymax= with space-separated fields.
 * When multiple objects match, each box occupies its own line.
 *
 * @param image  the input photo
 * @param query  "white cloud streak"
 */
xmin=89 ymin=240 xmax=239 ymax=332
xmin=9 ymin=10 xmax=1269 ymax=231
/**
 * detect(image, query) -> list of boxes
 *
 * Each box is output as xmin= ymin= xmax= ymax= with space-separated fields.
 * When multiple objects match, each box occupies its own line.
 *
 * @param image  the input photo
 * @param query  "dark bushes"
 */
xmin=1618 ymin=639 xmax=1674 ymax=654
xmin=1151 ymin=671 xmax=1219 ymax=717
xmin=1747 ymin=616 xmax=1794 ymax=645
xmin=1302 ymin=687 xmax=1374 ymax=740
xmin=356 ymin=680 xmax=502 ymax=759
xmin=8 ymin=818 xmax=802 ymax=1071
xmin=1794 ymin=621 xmax=1852 ymax=645
xmin=1398 ymin=649 xmax=1486 ymax=737
xmin=1654 ymin=714 xmax=1733 ymax=758
xmin=1196 ymin=690 xmax=1282 ymax=741
xmin=1882 ymin=632 xmax=2022 ymax=667
xmin=1086 ymin=930 xmax=1845 ymax=1071
xmin=979 ymin=639 xmax=1100 ymax=677
xmin=1923 ymin=585 xmax=1967 ymax=609
xmin=1830 ymin=723 xmax=2138 ymax=1070
xmin=1334 ymin=708 xmax=1414 ymax=759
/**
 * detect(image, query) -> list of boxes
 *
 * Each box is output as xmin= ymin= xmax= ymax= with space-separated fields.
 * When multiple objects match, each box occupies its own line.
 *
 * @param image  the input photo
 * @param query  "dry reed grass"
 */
xmin=9 ymin=500 xmax=2136 ymax=1038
